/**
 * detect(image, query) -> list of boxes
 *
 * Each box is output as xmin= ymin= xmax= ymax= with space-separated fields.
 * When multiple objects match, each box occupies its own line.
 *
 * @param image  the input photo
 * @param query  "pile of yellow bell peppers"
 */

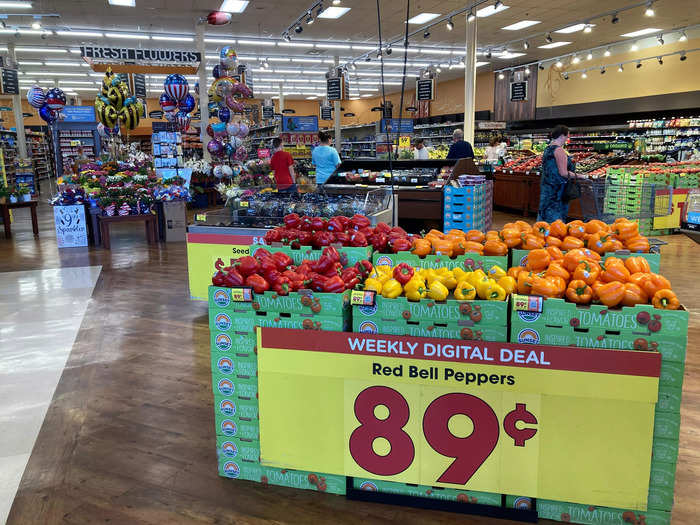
xmin=364 ymin=264 xmax=514 ymax=302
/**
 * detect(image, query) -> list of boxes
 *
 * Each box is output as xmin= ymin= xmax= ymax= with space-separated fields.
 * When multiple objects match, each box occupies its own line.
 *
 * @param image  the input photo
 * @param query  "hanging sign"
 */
xmin=510 ymin=81 xmax=528 ymax=102
xmin=1 ymin=68 xmax=19 ymax=95
xmin=398 ymin=136 xmax=411 ymax=148
xmin=282 ymin=116 xmax=319 ymax=133
xmin=327 ymin=77 xmax=343 ymax=101
xmin=80 ymin=46 xmax=201 ymax=74
xmin=380 ymin=118 xmax=413 ymax=133
xmin=262 ymin=105 xmax=274 ymax=119
xmin=320 ymin=105 xmax=333 ymax=121
xmin=258 ymin=328 xmax=660 ymax=510
xmin=61 ymin=106 xmax=96 ymax=123
xmin=477 ymin=121 xmax=507 ymax=130
xmin=133 ymin=73 xmax=147 ymax=98
xmin=416 ymin=78 xmax=435 ymax=101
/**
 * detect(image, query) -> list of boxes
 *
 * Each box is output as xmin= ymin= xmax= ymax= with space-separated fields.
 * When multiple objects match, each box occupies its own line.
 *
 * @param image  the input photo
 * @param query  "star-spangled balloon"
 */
xmin=178 ymin=93 xmax=196 ymax=114
xmin=39 ymin=104 xmax=57 ymax=124
xmin=159 ymin=92 xmax=177 ymax=113
xmin=26 ymin=85 xmax=45 ymax=109
xmin=44 ymin=88 xmax=66 ymax=111
xmin=176 ymin=110 xmax=191 ymax=131
xmin=163 ymin=74 xmax=189 ymax=102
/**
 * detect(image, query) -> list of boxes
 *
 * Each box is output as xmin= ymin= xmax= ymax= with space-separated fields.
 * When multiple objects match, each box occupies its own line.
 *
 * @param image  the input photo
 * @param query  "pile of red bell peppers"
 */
xmin=212 ymin=246 xmax=374 ymax=295
xmin=263 ymin=213 xmax=416 ymax=253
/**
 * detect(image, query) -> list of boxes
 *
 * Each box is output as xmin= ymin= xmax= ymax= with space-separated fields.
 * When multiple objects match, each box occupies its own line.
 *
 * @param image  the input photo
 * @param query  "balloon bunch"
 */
xmin=159 ymin=73 xmax=196 ymax=132
xmin=94 ymin=68 xmax=144 ymax=132
xmin=205 ymin=46 xmax=253 ymax=166
xmin=27 ymin=85 xmax=67 ymax=124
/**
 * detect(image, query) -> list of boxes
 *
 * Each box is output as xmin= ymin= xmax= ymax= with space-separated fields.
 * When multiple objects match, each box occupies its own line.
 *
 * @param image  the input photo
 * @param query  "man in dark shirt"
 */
xmin=446 ymin=128 xmax=475 ymax=160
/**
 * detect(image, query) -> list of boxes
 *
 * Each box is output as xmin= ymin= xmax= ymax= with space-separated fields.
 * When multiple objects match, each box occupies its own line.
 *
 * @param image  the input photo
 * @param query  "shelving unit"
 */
xmin=0 ymin=130 xmax=52 ymax=191
xmin=0 ymin=130 xmax=18 ymax=185
xmin=57 ymin=129 xmax=96 ymax=176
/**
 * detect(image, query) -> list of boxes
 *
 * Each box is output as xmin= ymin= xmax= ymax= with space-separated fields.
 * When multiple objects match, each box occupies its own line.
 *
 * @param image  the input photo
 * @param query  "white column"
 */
xmin=7 ymin=43 xmax=27 ymax=159
xmin=196 ymin=22 xmax=211 ymax=161
xmin=463 ymin=14 xmax=477 ymax=145
xmin=278 ymin=83 xmax=284 ymax=112
xmin=333 ymin=56 xmax=341 ymax=149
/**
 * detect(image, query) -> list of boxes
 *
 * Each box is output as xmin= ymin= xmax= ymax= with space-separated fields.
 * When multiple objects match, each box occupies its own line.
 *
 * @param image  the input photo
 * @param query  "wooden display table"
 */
xmin=1 ymin=200 xmax=39 ymax=238
xmin=493 ymin=171 xmax=583 ymax=219
xmin=97 ymin=213 xmax=157 ymax=250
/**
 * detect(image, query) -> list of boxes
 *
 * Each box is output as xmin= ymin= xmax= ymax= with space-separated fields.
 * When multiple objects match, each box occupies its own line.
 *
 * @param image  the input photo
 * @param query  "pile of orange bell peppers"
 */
xmin=509 ymin=248 xmax=679 ymax=309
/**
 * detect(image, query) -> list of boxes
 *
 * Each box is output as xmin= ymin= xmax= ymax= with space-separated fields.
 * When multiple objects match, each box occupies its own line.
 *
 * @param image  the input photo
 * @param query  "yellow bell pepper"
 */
xmin=436 ymin=267 xmax=451 ymax=276
xmin=474 ymin=276 xmax=492 ymax=299
xmin=486 ymin=283 xmax=506 ymax=301
xmin=381 ymin=278 xmax=403 ymax=299
xmin=497 ymin=275 xmax=516 ymax=296
xmin=441 ymin=271 xmax=458 ymax=290
xmin=424 ymin=269 xmax=444 ymax=285
xmin=364 ymin=278 xmax=383 ymax=294
xmin=403 ymin=278 xmax=426 ymax=302
xmin=466 ymin=269 xmax=486 ymax=287
xmin=454 ymin=280 xmax=477 ymax=301
xmin=369 ymin=269 xmax=392 ymax=284
xmin=453 ymin=267 xmax=470 ymax=283
xmin=487 ymin=265 xmax=507 ymax=281
xmin=427 ymin=280 xmax=449 ymax=302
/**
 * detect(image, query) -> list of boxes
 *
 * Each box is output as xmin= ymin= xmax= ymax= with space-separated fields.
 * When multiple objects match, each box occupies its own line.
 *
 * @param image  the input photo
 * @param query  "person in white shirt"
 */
xmin=414 ymin=138 xmax=429 ymax=160
xmin=484 ymin=137 xmax=500 ymax=163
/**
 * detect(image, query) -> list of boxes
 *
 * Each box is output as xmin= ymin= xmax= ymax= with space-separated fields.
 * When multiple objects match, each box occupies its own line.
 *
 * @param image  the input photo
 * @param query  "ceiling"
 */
xmin=1 ymin=0 xmax=698 ymax=99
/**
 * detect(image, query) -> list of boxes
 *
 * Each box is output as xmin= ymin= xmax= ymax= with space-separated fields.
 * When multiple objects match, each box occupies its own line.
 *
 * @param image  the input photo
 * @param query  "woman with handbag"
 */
xmin=537 ymin=125 xmax=580 ymax=222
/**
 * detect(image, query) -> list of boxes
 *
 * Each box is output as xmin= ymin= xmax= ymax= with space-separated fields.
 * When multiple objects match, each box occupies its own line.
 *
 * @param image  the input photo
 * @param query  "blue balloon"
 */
xmin=159 ymin=92 xmax=177 ymax=112
xmin=213 ymin=65 xmax=222 ymax=79
xmin=218 ymin=105 xmax=231 ymax=123
xmin=39 ymin=103 xmax=57 ymax=124
xmin=224 ymin=142 xmax=235 ymax=157
xmin=178 ymin=93 xmax=196 ymax=114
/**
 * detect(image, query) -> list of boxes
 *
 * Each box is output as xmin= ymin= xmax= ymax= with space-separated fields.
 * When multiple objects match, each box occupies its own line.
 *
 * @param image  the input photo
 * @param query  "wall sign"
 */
xmin=262 ymin=105 xmax=274 ymax=119
xmin=320 ymin=105 xmax=333 ymax=121
xmin=1 ymin=68 xmax=19 ymax=95
xmin=81 ymin=46 xmax=200 ymax=63
xmin=380 ymin=118 xmax=413 ymax=133
xmin=416 ymin=78 xmax=435 ymax=101
xmin=510 ymin=81 xmax=528 ymax=102
xmin=477 ymin=121 xmax=507 ymax=130
xmin=327 ymin=77 xmax=343 ymax=101
xmin=282 ymin=116 xmax=319 ymax=133
xmin=61 ymin=106 xmax=96 ymax=123
xmin=258 ymin=328 xmax=660 ymax=510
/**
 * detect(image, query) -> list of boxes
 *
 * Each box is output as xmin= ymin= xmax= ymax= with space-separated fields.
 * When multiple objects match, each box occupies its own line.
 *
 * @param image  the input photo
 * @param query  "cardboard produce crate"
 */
xmin=510 ymin=249 xmax=661 ymax=273
xmin=352 ymin=478 xmax=501 ymax=506
xmin=373 ymin=252 xmax=507 ymax=272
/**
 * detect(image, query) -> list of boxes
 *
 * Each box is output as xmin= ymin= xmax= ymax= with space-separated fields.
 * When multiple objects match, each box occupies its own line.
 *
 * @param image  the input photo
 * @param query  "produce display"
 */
xmin=508 ymin=246 xmax=677 ymax=309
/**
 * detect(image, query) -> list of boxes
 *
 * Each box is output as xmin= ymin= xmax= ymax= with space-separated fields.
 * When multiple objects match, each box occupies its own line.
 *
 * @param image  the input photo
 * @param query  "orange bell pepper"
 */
xmin=628 ymin=272 xmax=651 ymax=289
xmin=597 ymin=281 xmax=626 ymax=307
xmin=447 ymin=229 xmax=466 ymax=238
xmin=600 ymin=261 xmax=630 ymax=283
xmin=563 ymin=248 xmax=587 ymax=272
xmin=573 ymin=260 xmax=601 ymax=286
xmin=532 ymin=221 xmax=550 ymax=238
xmin=517 ymin=271 xmax=538 ymax=295
xmin=545 ymin=275 xmax=567 ymax=298
xmin=545 ymin=235 xmax=563 ymax=248
xmin=561 ymin=235 xmax=584 ymax=252
xmin=485 ymin=230 xmax=501 ymax=242
xmin=549 ymin=219 xmax=567 ymax=239
xmin=652 ymin=289 xmax=680 ymax=310
xmin=545 ymin=262 xmax=570 ymax=282
xmin=515 ymin=220 xmax=532 ymax=233
xmin=591 ymin=280 xmax=604 ymax=302
xmin=585 ymin=219 xmax=609 ymax=234
xmin=411 ymin=238 xmax=432 ymax=257
xmin=567 ymin=220 xmax=586 ymax=238
xmin=613 ymin=220 xmax=639 ymax=241
xmin=579 ymin=248 xmax=602 ymax=262
xmin=500 ymin=228 xmax=522 ymax=248
xmin=643 ymin=273 xmax=672 ymax=298
xmin=427 ymin=229 xmax=445 ymax=239
xmin=621 ymin=282 xmax=648 ymax=307
xmin=526 ymin=248 xmax=551 ymax=271
xmin=432 ymin=238 xmax=454 ymax=257
xmin=463 ymin=241 xmax=485 ymax=254
xmin=521 ymin=233 xmax=545 ymax=250
xmin=625 ymin=235 xmax=650 ymax=253
xmin=483 ymin=239 xmax=508 ymax=256
xmin=604 ymin=256 xmax=625 ymax=268
xmin=624 ymin=256 xmax=651 ymax=274
xmin=585 ymin=232 xmax=606 ymax=254
xmin=566 ymin=279 xmax=593 ymax=304
xmin=546 ymin=245 xmax=564 ymax=261
xmin=601 ymin=238 xmax=624 ymax=253
xmin=465 ymin=229 xmax=485 ymax=243
xmin=531 ymin=276 xmax=559 ymax=298
xmin=508 ymin=266 xmax=524 ymax=279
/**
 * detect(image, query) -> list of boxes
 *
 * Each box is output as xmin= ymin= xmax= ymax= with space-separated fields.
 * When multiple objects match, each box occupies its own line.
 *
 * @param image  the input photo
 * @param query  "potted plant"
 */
xmin=17 ymin=186 xmax=32 ymax=202
xmin=8 ymin=186 xmax=18 ymax=204
xmin=0 ymin=184 xmax=8 ymax=204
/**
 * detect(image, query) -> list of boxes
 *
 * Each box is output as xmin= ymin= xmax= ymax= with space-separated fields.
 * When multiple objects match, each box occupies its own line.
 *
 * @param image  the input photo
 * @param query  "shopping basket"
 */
xmin=577 ymin=178 xmax=673 ymax=222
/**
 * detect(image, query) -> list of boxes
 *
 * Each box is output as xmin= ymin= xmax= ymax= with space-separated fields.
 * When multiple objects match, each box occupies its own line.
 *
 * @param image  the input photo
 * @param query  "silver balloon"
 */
xmin=230 ymin=136 xmax=243 ymax=149
xmin=164 ymin=110 xmax=177 ymax=122
xmin=215 ymin=78 xmax=234 ymax=99
xmin=226 ymin=122 xmax=240 ymax=137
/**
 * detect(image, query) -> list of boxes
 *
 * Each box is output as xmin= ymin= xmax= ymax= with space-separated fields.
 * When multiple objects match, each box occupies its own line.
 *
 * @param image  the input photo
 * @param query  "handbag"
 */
xmin=562 ymin=177 xmax=581 ymax=203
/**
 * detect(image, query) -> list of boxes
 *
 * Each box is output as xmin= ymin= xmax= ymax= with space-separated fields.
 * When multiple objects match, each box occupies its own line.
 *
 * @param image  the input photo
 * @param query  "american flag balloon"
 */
xmin=159 ymin=92 xmax=177 ymax=113
xmin=164 ymin=74 xmax=189 ymax=102
xmin=45 ymin=88 xmax=66 ymax=111
xmin=26 ymin=85 xmax=45 ymax=109
xmin=176 ymin=110 xmax=191 ymax=132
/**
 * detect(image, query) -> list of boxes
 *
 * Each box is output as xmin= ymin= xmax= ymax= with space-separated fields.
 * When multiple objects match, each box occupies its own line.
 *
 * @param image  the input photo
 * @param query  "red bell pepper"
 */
xmin=223 ymin=268 xmax=244 ymax=287
xmin=390 ymin=226 xmax=407 ymax=237
xmin=310 ymin=253 xmax=333 ymax=274
xmin=392 ymin=262 xmax=414 ymax=285
xmin=359 ymin=226 xmax=374 ymax=238
xmin=236 ymin=256 xmax=259 ymax=276
xmin=313 ymin=231 xmax=334 ymax=249
xmin=324 ymin=261 xmax=344 ymax=277
xmin=283 ymin=229 xmax=300 ymax=242
xmin=327 ymin=217 xmax=345 ymax=232
xmin=264 ymin=229 xmax=283 ymax=244
xmin=355 ymin=259 xmax=373 ymax=277
xmin=272 ymin=251 xmax=293 ymax=271
xmin=299 ymin=216 xmax=313 ymax=231
xmin=389 ymin=237 xmax=413 ymax=253
xmin=284 ymin=213 xmax=301 ymax=229
xmin=322 ymin=275 xmax=346 ymax=293
xmin=350 ymin=231 xmax=368 ymax=247
xmin=375 ymin=222 xmax=391 ymax=234
xmin=264 ymin=269 xmax=282 ymax=286
xmin=253 ymin=247 xmax=273 ymax=260
xmin=310 ymin=273 xmax=328 ymax=292
xmin=341 ymin=267 xmax=360 ymax=283
xmin=245 ymin=274 xmax=270 ymax=294
xmin=258 ymin=257 xmax=277 ymax=276
xmin=350 ymin=214 xmax=371 ymax=230
xmin=310 ymin=217 xmax=327 ymax=231
xmin=212 ymin=270 xmax=226 ymax=287
xmin=370 ymin=232 xmax=388 ymax=253
xmin=345 ymin=277 xmax=361 ymax=290
xmin=296 ymin=262 xmax=313 ymax=277
xmin=322 ymin=246 xmax=341 ymax=263
xmin=273 ymin=277 xmax=292 ymax=296
xmin=334 ymin=231 xmax=351 ymax=246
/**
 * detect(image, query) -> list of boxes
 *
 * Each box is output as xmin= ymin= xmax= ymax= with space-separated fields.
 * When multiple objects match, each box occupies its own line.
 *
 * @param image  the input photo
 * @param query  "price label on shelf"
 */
xmin=375 ymin=177 xmax=385 ymax=183
xmin=258 ymin=328 xmax=660 ymax=509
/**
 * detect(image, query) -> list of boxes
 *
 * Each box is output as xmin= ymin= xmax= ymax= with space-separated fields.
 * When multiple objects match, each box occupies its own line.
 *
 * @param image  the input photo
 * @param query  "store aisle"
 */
xmin=0 ymin=266 xmax=100 ymax=525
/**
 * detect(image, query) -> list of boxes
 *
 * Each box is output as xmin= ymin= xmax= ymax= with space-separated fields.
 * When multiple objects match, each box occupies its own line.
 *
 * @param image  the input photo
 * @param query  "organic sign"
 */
xmin=510 ymin=81 xmax=528 ymax=102
xmin=258 ymin=328 xmax=660 ymax=510
xmin=416 ymin=78 xmax=435 ymax=101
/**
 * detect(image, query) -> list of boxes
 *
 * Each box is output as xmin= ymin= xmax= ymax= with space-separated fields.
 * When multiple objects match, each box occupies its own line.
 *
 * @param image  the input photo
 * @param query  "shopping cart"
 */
xmin=577 ymin=178 xmax=674 ymax=223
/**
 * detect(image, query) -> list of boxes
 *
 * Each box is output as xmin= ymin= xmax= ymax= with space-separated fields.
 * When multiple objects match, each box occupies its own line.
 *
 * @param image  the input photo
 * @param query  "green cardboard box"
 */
xmin=354 ymin=295 xmax=508 ymax=324
xmin=209 ymin=330 xmax=257 ymax=360
xmin=649 ymin=461 xmax=677 ymax=489
xmin=353 ymin=316 xmax=508 ymax=343
xmin=352 ymin=478 xmax=501 ymax=506
xmin=229 ymin=310 xmax=350 ymax=333
xmin=264 ymin=244 xmax=372 ymax=266
xmin=659 ymin=359 xmax=685 ymax=388
xmin=373 ymin=252 xmax=508 ymax=272
xmin=647 ymin=483 xmax=674 ymax=511
xmin=212 ymin=375 xmax=258 ymax=400
xmin=216 ymin=435 xmax=260 ymax=463
xmin=230 ymin=289 xmax=351 ymax=316
xmin=652 ymin=436 xmax=679 ymax=464
xmin=656 ymin=384 xmax=682 ymax=413
xmin=216 ymin=416 xmax=260 ymax=440
xmin=217 ymin=456 xmax=262 ymax=482
xmin=211 ymin=353 xmax=257 ymax=377
xmin=213 ymin=394 xmax=259 ymax=422
xmin=653 ymin=411 xmax=681 ymax=440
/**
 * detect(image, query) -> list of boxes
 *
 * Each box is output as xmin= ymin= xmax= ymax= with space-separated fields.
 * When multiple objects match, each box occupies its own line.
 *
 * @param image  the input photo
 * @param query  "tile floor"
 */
xmin=0 ymin=266 xmax=101 ymax=525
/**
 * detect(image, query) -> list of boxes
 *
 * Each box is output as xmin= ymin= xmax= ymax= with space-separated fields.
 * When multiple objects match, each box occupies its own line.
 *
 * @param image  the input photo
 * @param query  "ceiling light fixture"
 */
xmin=523 ymin=41 xmax=529 ymax=50
xmin=586 ymin=52 xmax=593 ymax=60
xmin=108 ymin=0 xmax=136 ymax=6
xmin=332 ymin=0 xmax=340 ymax=4
xmin=583 ymin=24 xmax=592 ymax=33
xmin=501 ymin=20 xmax=540 ymax=30
xmin=636 ymin=60 xmax=642 ymax=68
xmin=563 ymin=72 xmax=569 ymax=80
xmin=581 ymin=72 xmax=587 ymax=79
xmin=618 ymin=64 xmax=624 ymax=72
xmin=477 ymin=3 xmax=508 ymax=17
xmin=600 ymin=67 xmax=606 ymax=74
xmin=386 ymin=44 xmax=392 ymax=55
xmin=423 ymin=30 xmax=430 ymax=39
xmin=657 ymin=56 xmax=663 ymax=65
xmin=621 ymin=28 xmax=662 ymax=38
xmin=498 ymin=72 xmax=504 ymax=79
xmin=294 ymin=24 xmax=303 ymax=34
xmin=545 ymin=33 xmax=553 ymax=43
xmin=539 ymin=41 xmax=571 ymax=49
xmin=611 ymin=12 xmax=619 ymax=24
xmin=467 ymin=9 xmax=476 ymax=22
xmin=318 ymin=6 xmax=351 ymax=19
xmin=680 ymin=52 xmax=687 ymax=61
xmin=56 ymin=30 xmax=104 ymax=37
xmin=365 ymin=55 xmax=371 ymax=61
xmin=538 ymin=63 xmax=544 ymax=70
xmin=105 ymin=32 xmax=149 ymax=39
xmin=152 ymin=35 xmax=193 ymax=41
xmin=0 ymin=1 xmax=32 ymax=8
xmin=604 ymin=47 xmax=611 ymax=57
xmin=407 ymin=13 xmax=441 ymax=24
xmin=350 ymin=62 xmax=356 ymax=70
xmin=494 ymin=0 xmax=503 ymax=8
xmin=485 ymin=49 xmax=492 ymax=59
xmin=555 ymin=60 xmax=563 ymax=68
xmin=657 ymin=34 xmax=664 ymax=45
xmin=31 ymin=19 xmax=41 ymax=30
xmin=524 ymin=66 xmax=530 ymax=75
xmin=644 ymin=1 xmax=654 ymax=16
xmin=571 ymin=54 xmax=580 ymax=64
xmin=631 ymin=42 xmax=639 ymax=51
xmin=219 ymin=0 xmax=249 ymax=13
xmin=306 ymin=11 xmax=314 ymax=24
xmin=679 ymin=31 xmax=687 ymax=42
xmin=283 ymin=33 xmax=291 ymax=41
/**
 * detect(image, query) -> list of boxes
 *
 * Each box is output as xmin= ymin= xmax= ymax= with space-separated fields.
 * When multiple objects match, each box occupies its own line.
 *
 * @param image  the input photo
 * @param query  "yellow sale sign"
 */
xmin=258 ymin=328 xmax=660 ymax=510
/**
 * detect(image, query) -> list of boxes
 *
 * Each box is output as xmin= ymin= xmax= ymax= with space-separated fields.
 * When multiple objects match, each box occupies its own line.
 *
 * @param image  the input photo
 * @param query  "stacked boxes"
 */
xmin=443 ymin=182 xmax=493 ymax=231
xmin=511 ymin=298 xmax=687 ymax=524
xmin=209 ymin=283 xmax=349 ymax=494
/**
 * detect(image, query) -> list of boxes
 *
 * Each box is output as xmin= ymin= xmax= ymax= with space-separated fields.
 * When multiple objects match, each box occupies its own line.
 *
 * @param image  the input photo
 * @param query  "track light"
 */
xmin=284 ymin=33 xmax=291 ymax=42
xmin=436 ymin=66 xmax=441 ymax=73
xmin=586 ymin=52 xmax=593 ymax=60
xmin=657 ymin=56 xmax=663 ymax=65
xmin=332 ymin=0 xmax=340 ymax=4
xmin=498 ymin=72 xmax=504 ymax=79
xmin=423 ymin=30 xmax=430 ymax=39
xmin=636 ymin=60 xmax=642 ymax=69
xmin=467 ymin=9 xmax=476 ymax=22
xmin=494 ymin=0 xmax=503 ymax=8
xmin=545 ymin=33 xmax=553 ymax=44
xmin=365 ymin=55 xmax=371 ymax=62
xmin=572 ymin=55 xmax=580 ymax=64
xmin=306 ymin=11 xmax=314 ymax=24
xmin=581 ymin=72 xmax=588 ymax=79
xmin=583 ymin=24 xmax=592 ymax=33
xmin=386 ymin=44 xmax=392 ymax=55
xmin=446 ymin=18 xmax=454 ymax=31
xmin=631 ymin=42 xmax=638 ymax=51
xmin=679 ymin=31 xmax=687 ymax=42
xmin=604 ymin=47 xmax=611 ymax=57
xmin=600 ymin=67 xmax=606 ymax=74
xmin=644 ymin=1 xmax=654 ymax=16
xmin=31 ymin=21 xmax=41 ymax=30
xmin=523 ymin=41 xmax=529 ymax=50
xmin=657 ymin=35 xmax=664 ymax=46
xmin=376 ymin=49 xmax=381 ymax=58
xmin=486 ymin=49 xmax=492 ymax=59
xmin=350 ymin=62 xmax=356 ymax=70
xmin=524 ymin=66 xmax=530 ymax=75
xmin=618 ymin=64 xmax=624 ymax=72
xmin=555 ymin=60 xmax=563 ymax=68
xmin=538 ymin=63 xmax=544 ymax=70
xmin=563 ymin=72 xmax=569 ymax=80
xmin=294 ymin=24 xmax=303 ymax=34
xmin=680 ymin=52 xmax=687 ymax=61
xmin=611 ymin=12 xmax=619 ymax=24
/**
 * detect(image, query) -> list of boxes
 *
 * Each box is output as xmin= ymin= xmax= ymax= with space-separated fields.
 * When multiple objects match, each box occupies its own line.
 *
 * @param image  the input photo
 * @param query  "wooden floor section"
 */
xmin=2 ymin=203 xmax=699 ymax=525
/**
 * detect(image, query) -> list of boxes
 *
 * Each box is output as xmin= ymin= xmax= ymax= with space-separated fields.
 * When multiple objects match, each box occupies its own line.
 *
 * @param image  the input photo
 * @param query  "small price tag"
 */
xmin=230 ymin=287 xmax=254 ymax=302
xmin=70 ymin=140 xmax=81 ymax=146
xmin=410 ymin=178 xmax=418 ymax=183
xmin=195 ymin=213 xmax=207 ymax=221
xmin=512 ymin=294 xmax=544 ymax=313
xmin=350 ymin=290 xmax=376 ymax=307
xmin=376 ymin=177 xmax=385 ymax=183
xmin=239 ymin=201 xmax=249 ymax=208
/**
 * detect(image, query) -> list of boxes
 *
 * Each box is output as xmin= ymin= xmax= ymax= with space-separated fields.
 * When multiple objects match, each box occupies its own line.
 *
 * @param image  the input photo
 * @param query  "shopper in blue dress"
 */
xmin=538 ymin=125 xmax=578 ymax=222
